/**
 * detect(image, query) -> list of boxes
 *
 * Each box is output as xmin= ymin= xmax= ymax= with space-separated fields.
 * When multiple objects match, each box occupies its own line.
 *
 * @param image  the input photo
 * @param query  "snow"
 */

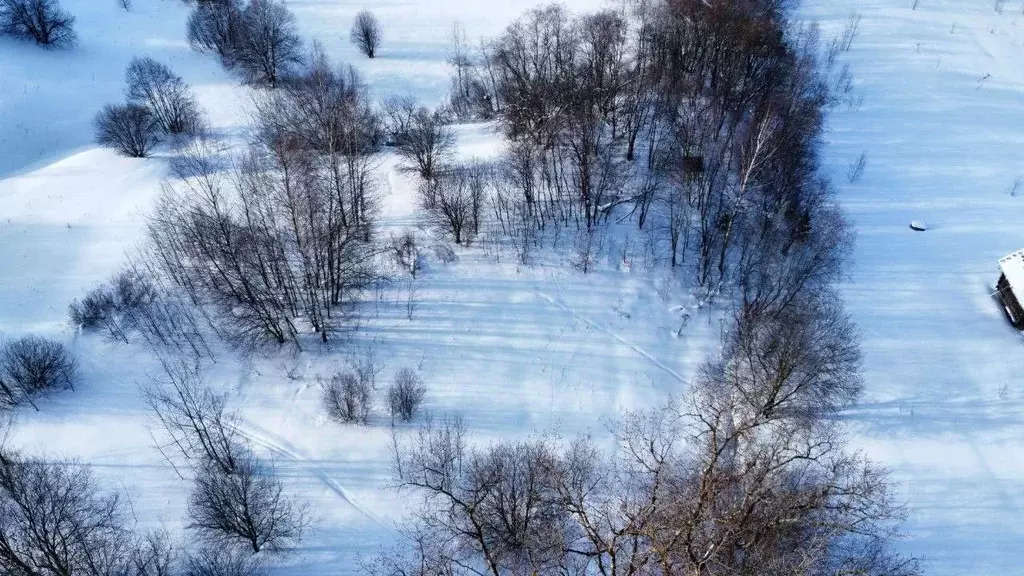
xmin=802 ymin=0 xmax=1024 ymax=572
xmin=1 ymin=0 xmax=1024 ymax=574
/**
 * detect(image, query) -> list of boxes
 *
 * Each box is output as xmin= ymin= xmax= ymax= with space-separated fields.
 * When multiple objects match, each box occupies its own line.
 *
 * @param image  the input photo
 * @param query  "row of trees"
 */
xmin=187 ymin=0 xmax=383 ymax=87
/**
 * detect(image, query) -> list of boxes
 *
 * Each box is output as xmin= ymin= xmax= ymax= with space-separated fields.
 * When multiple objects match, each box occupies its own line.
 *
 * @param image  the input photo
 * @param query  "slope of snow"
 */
xmin=1 ymin=0 xmax=1023 ymax=574
xmin=802 ymin=1 xmax=1024 ymax=572
xmin=0 ymin=1 xmax=714 ymax=573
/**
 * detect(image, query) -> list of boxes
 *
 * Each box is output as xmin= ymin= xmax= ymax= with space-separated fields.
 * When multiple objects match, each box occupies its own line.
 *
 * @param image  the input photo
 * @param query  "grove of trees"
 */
xmin=372 ymin=1 xmax=920 ymax=575
xmin=54 ymin=0 xmax=923 ymax=574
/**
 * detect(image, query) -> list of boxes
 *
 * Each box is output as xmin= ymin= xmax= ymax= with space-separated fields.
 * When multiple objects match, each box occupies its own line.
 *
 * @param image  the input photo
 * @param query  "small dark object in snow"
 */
xmin=909 ymin=220 xmax=927 ymax=231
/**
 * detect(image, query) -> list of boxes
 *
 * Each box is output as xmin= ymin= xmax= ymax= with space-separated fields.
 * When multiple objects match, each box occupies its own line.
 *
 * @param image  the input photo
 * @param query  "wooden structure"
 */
xmin=997 ymin=249 xmax=1024 ymax=329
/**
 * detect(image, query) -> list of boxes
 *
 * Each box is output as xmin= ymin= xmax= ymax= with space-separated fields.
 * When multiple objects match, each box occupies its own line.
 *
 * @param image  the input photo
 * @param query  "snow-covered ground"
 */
xmin=802 ymin=1 xmax=1024 ymax=572
xmin=1 ymin=0 xmax=1023 ymax=574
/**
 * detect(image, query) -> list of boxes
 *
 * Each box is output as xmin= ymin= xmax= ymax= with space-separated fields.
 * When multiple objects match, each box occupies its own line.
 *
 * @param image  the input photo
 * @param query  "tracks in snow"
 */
xmin=233 ymin=419 xmax=392 ymax=530
xmin=533 ymin=290 xmax=687 ymax=385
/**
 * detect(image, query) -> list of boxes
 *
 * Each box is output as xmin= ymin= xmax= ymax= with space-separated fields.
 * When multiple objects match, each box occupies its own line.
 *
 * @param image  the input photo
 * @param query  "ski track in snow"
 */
xmin=234 ymin=419 xmax=392 ymax=530
xmin=533 ymin=289 xmax=687 ymax=385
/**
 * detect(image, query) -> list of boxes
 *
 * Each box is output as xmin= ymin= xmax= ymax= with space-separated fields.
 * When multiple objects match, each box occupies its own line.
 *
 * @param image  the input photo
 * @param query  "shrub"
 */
xmin=125 ymin=57 xmax=202 ymax=135
xmin=68 ymin=287 xmax=115 ymax=331
xmin=321 ymin=371 xmax=371 ymax=424
xmin=131 ymin=529 xmax=178 ymax=576
xmin=389 ymin=231 xmax=421 ymax=277
xmin=0 ymin=0 xmax=76 ymax=47
xmin=381 ymin=95 xmax=417 ymax=147
xmin=350 ymin=10 xmax=381 ymax=58
xmin=0 ymin=336 xmax=76 ymax=410
xmin=386 ymin=368 xmax=425 ymax=423
xmin=94 ymin=103 xmax=162 ymax=157
xmin=70 ymin=269 xmax=156 ymax=341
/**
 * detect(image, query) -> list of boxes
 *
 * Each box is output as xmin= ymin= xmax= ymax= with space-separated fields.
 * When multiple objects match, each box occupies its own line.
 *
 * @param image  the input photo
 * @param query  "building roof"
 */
xmin=999 ymin=249 xmax=1024 ymax=299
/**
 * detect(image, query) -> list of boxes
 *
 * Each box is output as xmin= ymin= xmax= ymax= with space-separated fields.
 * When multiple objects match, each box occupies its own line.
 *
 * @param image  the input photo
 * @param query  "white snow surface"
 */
xmin=1 ymin=0 xmax=1024 ymax=574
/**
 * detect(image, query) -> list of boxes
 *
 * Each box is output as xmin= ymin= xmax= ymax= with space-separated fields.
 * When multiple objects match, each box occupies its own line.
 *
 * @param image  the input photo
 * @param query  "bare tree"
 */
xmin=487 ymin=5 xmax=577 ymax=146
xmin=232 ymin=0 xmax=303 ymax=87
xmin=131 ymin=528 xmax=179 ymax=576
xmin=69 ymin=268 xmax=155 ymax=341
xmin=144 ymin=360 xmax=245 ymax=475
xmin=94 ymin=103 xmax=162 ymax=157
xmin=0 ymin=450 xmax=135 ymax=575
xmin=350 ymin=9 xmax=381 ymax=58
xmin=321 ymin=370 xmax=372 ymax=425
xmin=848 ymin=151 xmax=867 ymax=183
xmin=420 ymin=169 xmax=476 ymax=245
xmin=386 ymin=368 xmax=426 ymax=423
xmin=396 ymin=107 xmax=455 ymax=180
xmin=0 ymin=336 xmax=76 ymax=410
xmin=125 ymin=57 xmax=203 ymax=135
xmin=381 ymin=95 xmax=419 ymax=147
xmin=187 ymin=451 xmax=307 ymax=554
xmin=570 ymin=227 xmax=601 ymax=274
xmin=390 ymin=416 xmax=570 ymax=576
xmin=0 ymin=0 xmax=76 ymax=47
xmin=186 ymin=0 xmax=244 ymax=63
xmin=446 ymin=22 xmax=493 ymax=120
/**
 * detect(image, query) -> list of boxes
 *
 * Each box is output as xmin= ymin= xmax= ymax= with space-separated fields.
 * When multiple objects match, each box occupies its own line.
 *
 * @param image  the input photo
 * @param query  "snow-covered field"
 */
xmin=1 ymin=0 xmax=1023 ymax=573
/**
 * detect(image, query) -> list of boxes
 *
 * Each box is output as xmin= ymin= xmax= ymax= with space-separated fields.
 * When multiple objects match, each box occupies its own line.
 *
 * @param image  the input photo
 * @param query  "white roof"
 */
xmin=999 ymin=249 xmax=1024 ymax=298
